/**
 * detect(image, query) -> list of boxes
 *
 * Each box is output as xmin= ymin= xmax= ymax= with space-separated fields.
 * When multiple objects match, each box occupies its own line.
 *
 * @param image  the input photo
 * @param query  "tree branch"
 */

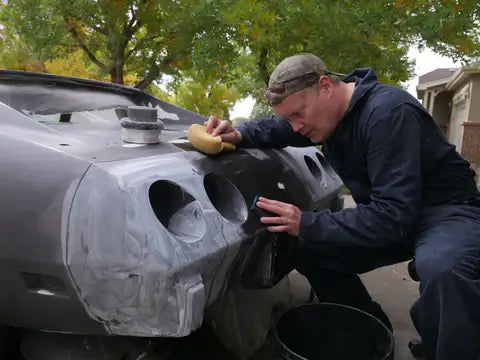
xmin=71 ymin=12 xmax=109 ymax=36
xmin=126 ymin=34 xmax=163 ymax=59
xmin=131 ymin=19 xmax=142 ymax=34
xmin=89 ymin=23 xmax=109 ymax=36
xmin=257 ymin=47 xmax=269 ymax=86
xmin=123 ymin=8 xmax=142 ymax=50
xmin=65 ymin=17 xmax=107 ymax=70
xmin=124 ymin=4 xmax=141 ymax=37
xmin=130 ymin=3 xmax=135 ymax=19
xmin=135 ymin=64 xmax=161 ymax=90
xmin=86 ymin=14 xmax=108 ymax=35
xmin=125 ymin=16 xmax=136 ymax=34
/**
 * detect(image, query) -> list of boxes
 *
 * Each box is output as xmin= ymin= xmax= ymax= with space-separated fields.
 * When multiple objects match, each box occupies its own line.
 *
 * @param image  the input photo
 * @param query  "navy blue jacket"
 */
xmin=236 ymin=68 xmax=480 ymax=248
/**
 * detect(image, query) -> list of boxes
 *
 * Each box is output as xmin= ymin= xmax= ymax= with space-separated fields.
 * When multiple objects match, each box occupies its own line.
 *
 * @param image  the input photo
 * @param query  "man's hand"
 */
xmin=205 ymin=116 xmax=243 ymax=144
xmin=256 ymin=197 xmax=302 ymax=236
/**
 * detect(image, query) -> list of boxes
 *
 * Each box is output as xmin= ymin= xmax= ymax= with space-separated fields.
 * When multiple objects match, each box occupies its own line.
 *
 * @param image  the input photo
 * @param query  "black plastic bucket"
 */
xmin=273 ymin=303 xmax=394 ymax=360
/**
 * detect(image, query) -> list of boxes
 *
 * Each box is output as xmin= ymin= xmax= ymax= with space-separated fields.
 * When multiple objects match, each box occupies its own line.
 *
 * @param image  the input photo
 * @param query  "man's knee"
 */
xmin=415 ymin=246 xmax=480 ymax=285
xmin=415 ymin=249 xmax=454 ymax=283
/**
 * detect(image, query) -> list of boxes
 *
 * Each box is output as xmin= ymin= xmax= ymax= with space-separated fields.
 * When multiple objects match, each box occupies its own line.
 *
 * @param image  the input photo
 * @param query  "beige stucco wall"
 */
xmin=449 ymin=82 xmax=470 ymax=151
xmin=419 ymin=70 xmax=480 ymax=185
xmin=467 ymin=74 xmax=480 ymax=123
xmin=432 ymin=91 xmax=451 ymax=127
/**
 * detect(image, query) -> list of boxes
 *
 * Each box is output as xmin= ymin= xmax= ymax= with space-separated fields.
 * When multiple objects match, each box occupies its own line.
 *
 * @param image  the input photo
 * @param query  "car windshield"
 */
xmin=29 ymin=109 xmax=126 ymax=126
xmin=0 ymin=77 xmax=200 ymax=130
xmin=0 ymin=83 xmax=139 ymax=124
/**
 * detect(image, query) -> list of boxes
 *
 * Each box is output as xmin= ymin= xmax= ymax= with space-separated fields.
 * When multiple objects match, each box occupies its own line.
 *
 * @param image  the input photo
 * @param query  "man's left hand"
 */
xmin=256 ymin=197 xmax=302 ymax=236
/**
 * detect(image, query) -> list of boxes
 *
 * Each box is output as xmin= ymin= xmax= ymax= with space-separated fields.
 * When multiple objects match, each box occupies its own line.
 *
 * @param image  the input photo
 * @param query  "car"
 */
xmin=0 ymin=70 xmax=343 ymax=359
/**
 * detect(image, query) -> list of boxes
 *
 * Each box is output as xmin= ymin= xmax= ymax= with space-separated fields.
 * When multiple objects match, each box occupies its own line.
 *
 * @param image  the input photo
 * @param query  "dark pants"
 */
xmin=296 ymin=204 xmax=480 ymax=360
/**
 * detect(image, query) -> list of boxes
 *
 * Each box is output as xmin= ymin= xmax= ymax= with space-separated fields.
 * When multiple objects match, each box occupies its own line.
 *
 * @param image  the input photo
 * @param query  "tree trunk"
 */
xmin=135 ymin=65 xmax=160 ymax=90
xmin=257 ymin=47 xmax=270 ymax=86
xmin=110 ymin=63 xmax=124 ymax=84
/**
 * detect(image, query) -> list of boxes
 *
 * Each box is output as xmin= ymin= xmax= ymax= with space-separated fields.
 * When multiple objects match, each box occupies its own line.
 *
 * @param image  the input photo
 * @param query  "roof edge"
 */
xmin=447 ymin=66 xmax=480 ymax=90
xmin=417 ymin=77 xmax=451 ymax=91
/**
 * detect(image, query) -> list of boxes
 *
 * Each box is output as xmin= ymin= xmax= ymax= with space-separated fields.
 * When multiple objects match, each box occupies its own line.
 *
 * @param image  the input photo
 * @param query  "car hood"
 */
xmin=39 ymin=120 xmax=199 ymax=163
xmin=0 ymin=70 xmax=206 ymax=163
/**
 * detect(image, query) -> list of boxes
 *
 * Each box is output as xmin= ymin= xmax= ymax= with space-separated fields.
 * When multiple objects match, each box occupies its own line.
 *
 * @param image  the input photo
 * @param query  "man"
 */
xmin=206 ymin=53 xmax=480 ymax=360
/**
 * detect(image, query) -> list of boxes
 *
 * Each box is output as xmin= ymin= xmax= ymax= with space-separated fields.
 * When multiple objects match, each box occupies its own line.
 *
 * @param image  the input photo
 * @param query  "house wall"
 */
xmin=449 ymin=82 xmax=471 ymax=151
xmin=461 ymin=122 xmax=480 ymax=160
xmin=431 ymin=91 xmax=451 ymax=135
xmin=467 ymin=74 xmax=480 ymax=122
xmin=461 ymin=75 xmax=480 ymax=183
xmin=419 ymin=70 xmax=480 ymax=185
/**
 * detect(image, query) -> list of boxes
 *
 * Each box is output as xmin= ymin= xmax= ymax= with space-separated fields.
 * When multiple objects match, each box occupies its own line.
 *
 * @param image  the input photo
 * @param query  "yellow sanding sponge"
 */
xmin=187 ymin=124 xmax=236 ymax=155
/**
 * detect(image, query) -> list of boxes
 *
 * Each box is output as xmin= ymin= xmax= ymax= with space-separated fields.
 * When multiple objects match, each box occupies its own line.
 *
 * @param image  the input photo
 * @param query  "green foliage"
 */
xmin=145 ymin=83 xmax=172 ymax=103
xmin=0 ymin=0 xmax=219 ymax=87
xmin=0 ymin=22 xmax=45 ymax=72
xmin=394 ymin=0 xmax=480 ymax=63
xmin=251 ymin=99 xmax=275 ymax=119
xmin=44 ymin=51 xmax=99 ymax=79
xmin=171 ymin=70 xmax=241 ymax=120
xmin=224 ymin=0 xmax=480 ymax=92
xmin=231 ymin=117 xmax=250 ymax=126
xmin=1 ymin=0 xmax=479 ymax=116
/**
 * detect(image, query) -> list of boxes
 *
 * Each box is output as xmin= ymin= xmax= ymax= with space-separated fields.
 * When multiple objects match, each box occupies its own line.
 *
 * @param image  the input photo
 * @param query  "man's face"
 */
xmin=272 ymin=76 xmax=339 ymax=143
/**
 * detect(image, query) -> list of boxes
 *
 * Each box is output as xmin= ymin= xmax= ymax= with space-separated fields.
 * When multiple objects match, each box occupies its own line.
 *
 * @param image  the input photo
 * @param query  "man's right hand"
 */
xmin=205 ymin=116 xmax=243 ymax=144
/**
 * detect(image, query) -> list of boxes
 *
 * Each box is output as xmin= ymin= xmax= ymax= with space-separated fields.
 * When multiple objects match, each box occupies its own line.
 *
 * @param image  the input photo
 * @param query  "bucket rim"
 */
xmin=273 ymin=302 xmax=395 ymax=360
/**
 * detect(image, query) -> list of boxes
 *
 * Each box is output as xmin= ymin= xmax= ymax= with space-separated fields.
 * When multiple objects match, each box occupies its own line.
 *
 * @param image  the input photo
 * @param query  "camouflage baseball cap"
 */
xmin=265 ymin=53 xmax=345 ymax=106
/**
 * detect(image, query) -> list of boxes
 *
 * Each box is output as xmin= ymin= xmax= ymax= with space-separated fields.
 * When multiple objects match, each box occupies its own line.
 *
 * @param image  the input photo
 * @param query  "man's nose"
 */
xmin=290 ymin=120 xmax=303 ymax=133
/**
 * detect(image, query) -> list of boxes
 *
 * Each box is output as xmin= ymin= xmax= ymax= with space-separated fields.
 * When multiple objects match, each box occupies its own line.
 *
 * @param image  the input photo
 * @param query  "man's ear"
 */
xmin=318 ymin=75 xmax=334 ymax=96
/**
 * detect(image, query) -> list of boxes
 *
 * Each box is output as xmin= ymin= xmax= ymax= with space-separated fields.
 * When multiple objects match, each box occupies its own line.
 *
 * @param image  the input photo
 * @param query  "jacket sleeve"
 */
xmin=235 ymin=116 xmax=314 ymax=148
xmin=299 ymin=104 xmax=423 ymax=248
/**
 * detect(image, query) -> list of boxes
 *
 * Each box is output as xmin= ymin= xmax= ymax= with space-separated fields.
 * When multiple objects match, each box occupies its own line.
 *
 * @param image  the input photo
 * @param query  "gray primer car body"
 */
xmin=0 ymin=70 xmax=343 ymax=338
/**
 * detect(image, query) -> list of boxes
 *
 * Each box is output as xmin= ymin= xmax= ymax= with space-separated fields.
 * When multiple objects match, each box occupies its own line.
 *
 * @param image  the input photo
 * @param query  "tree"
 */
xmin=43 ymin=50 xmax=165 ymax=91
xmin=222 ymin=0 xmax=414 ymax=91
xmin=0 ymin=0 xmax=229 ymax=88
xmin=44 ymin=50 xmax=100 ymax=80
xmin=181 ymin=0 xmax=480 ymax=115
xmin=2 ymin=0 xmax=479 ymax=113
xmin=172 ymin=70 xmax=241 ymax=120
xmin=251 ymin=99 xmax=274 ymax=119
xmin=394 ymin=0 xmax=480 ymax=62
xmin=223 ymin=0 xmax=480 ymax=95
xmin=0 ymin=23 xmax=45 ymax=72
xmin=231 ymin=117 xmax=250 ymax=126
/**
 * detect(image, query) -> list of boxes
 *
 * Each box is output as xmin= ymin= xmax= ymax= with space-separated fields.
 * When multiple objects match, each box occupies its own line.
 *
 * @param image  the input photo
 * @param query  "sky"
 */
xmin=230 ymin=47 xmax=460 ymax=119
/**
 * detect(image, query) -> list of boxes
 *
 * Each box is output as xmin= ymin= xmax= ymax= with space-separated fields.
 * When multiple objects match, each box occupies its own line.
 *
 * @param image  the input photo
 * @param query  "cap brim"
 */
xmin=328 ymin=71 xmax=346 ymax=78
